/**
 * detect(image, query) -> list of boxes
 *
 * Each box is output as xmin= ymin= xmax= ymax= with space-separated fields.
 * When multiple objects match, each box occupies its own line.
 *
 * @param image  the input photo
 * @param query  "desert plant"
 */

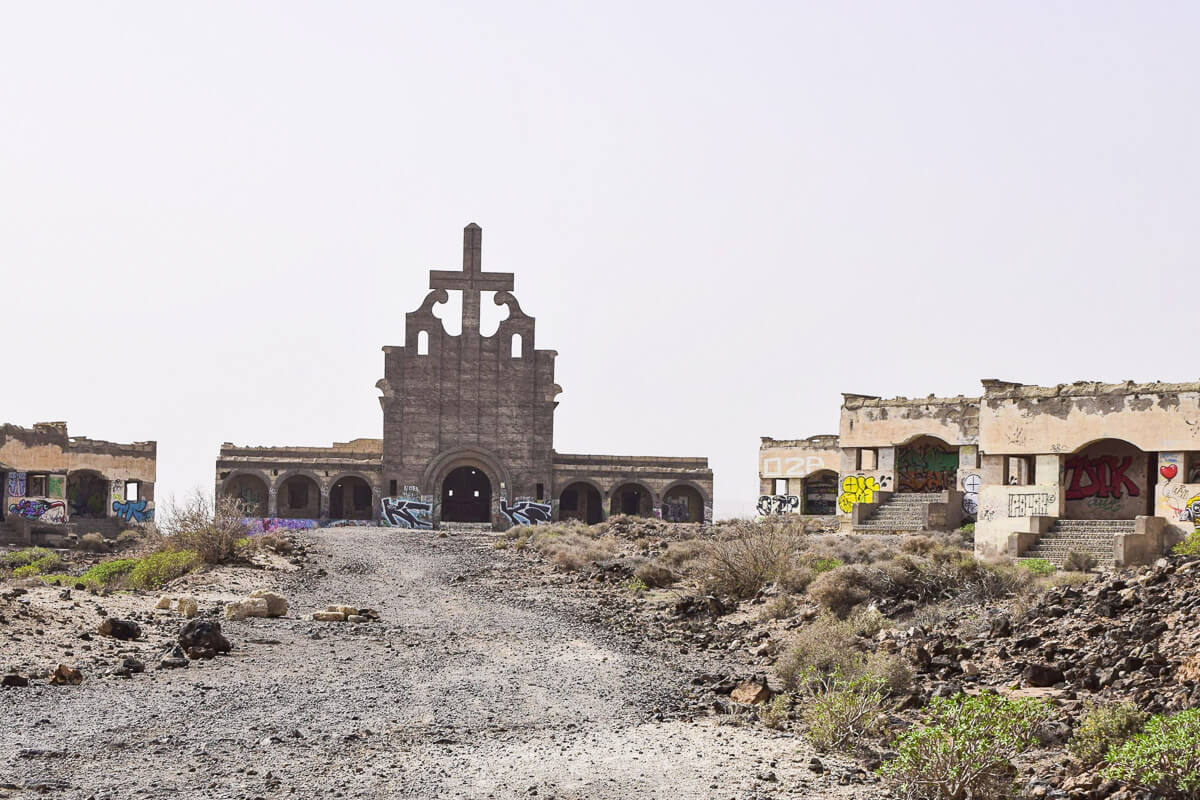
xmin=758 ymin=593 xmax=798 ymax=622
xmin=126 ymin=550 xmax=200 ymax=590
xmin=1062 ymin=550 xmax=1098 ymax=573
xmin=807 ymin=564 xmax=873 ymax=617
xmin=774 ymin=614 xmax=862 ymax=690
xmin=758 ymin=692 xmax=792 ymax=729
xmin=9 ymin=551 xmax=61 ymax=578
xmin=1018 ymin=558 xmax=1056 ymax=576
xmin=622 ymin=576 xmax=648 ymax=595
xmin=2 ymin=547 xmax=55 ymax=569
xmin=849 ymin=606 xmax=888 ymax=637
xmin=958 ymin=522 xmax=975 ymax=535
xmin=79 ymin=532 xmax=108 ymax=552
xmin=1173 ymin=530 xmax=1200 ymax=557
xmin=530 ymin=529 xmax=614 ymax=570
xmin=802 ymin=669 xmax=887 ymax=750
xmin=865 ymin=650 xmax=914 ymax=694
xmin=78 ymin=558 xmax=139 ymax=588
xmin=1070 ymin=703 xmax=1148 ymax=765
xmin=701 ymin=523 xmax=800 ymax=599
xmin=634 ymin=562 xmax=675 ymax=588
xmin=810 ymin=556 xmax=843 ymax=574
xmin=1102 ymin=708 xmax=1200 ymax=798
xmin=159 ymin=491 xmax=251 ymax=565
xmin=659 ymin=539 xmax=709 ymax=574
xmin=881 ymin=693 xmax=1054 ymax=800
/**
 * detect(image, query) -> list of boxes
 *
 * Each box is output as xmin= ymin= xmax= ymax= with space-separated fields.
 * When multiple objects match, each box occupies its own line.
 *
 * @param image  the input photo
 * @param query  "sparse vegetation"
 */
xmin=774 ymin=614 xmax=863 ymax=690
xmin=1173 ymin=529 xmax=1200 ymax=557
xmin=881 ymin=693 xmax=1054 ymax=800
xmin=801 ymin=669 xmax=886 ymax=750
xmin=159 ymin=492 xmax=252 ymax=565
xmin=633 ymin=562 xmax=675 ymax=588
xmin=758 ymin=692 xmax=792 ymax=729
xmin=6 ymin=549 xmax=62 ymax=578
xmin=621 ymin=576 xmax=648 ymax=595
xmin=701 ymin=523 xmax=800 ymax=599
xmin=758 ymin=592 xmax=797 ymax=622
xmin=1070 ymin=703 xmax=1148 ymax=765
xmin=1019 ymin=558 xmax=1056 ymax=576
xmin=1102 ymin=708 xmax=1200 ymax=798
xmin=1062 ymin=549 xmax=1098 ymax=573
xmin=78 ymin=532 xmax=109 ymax=552
xmin=126 ymin=549 xmax=200 ymax=590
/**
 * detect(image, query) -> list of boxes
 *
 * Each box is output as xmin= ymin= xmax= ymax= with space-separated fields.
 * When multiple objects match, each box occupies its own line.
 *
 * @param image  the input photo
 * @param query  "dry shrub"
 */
xmin=759 ymin=593 xmax=798 ymax=622
xmin=78 ymin=532 xmax=109 ymax=552
xmin=160 ymin=491 xmax=252 ymax=565
xmin=634 ymin=562 xmax=676 ymax=588
xmin=899 ymin=535 xmax=937 ymax=555
xmin=774 ymin=614 xmax=862 ymax=691
xmin=246 ymin=533 xmax=294 ymax=555
xmin=1063 ymin=550 xmax=1098 ymax=573
xmin=531 ymin=530 xmax=615 ymax=571
xmin=702 ymin=522 xmax=800 ymax=600
xmin=865 ymin=650 xmax=914 ymax=694
xmin=808 ymin=564 xmax=875 ymax=618
xmin=780 ymin=565 xmax=814 ymax=594
xmin=660 ymin=539 xmax=709 ymax=574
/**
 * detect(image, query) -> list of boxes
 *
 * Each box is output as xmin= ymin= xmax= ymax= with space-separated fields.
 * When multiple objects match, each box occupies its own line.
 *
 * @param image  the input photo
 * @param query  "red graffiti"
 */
xmin=1161 ymin=464 xmax=1179 ymax=481
xmin=1065 ymin=455 xmax=1140 ymax=501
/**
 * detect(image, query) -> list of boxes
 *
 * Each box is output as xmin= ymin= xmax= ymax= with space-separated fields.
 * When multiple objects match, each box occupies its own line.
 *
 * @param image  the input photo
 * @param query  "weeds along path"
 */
xmin=0 ymin=527 xmax=869 ymax=799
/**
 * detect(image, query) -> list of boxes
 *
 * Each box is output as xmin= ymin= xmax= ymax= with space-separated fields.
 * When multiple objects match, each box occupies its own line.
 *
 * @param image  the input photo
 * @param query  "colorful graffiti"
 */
xmin=756 ymin=495 xmax=800 ymax=516
xmin=112 ymin=499 xmax=153 ymax=523
xmin=8 ymin=499 xmax=68 ymax=524
xmin=961 ymin=474 xmax=981 ymax=518
xmin=1065 ymin=455 xmax=1140 ymax=501
xmin=110 ymin=480 xmax=124 ymax=506
xmin=6 ymin=472 xmax=27 ymax=498
xmin=381 ymin=497 xmax=433 ymax=529
xmin=241 ymin=517 xmax=322 ymax=535
xmin=500 ymin=498 xmax=552 ymax=527
xmin=838 ymin=476 xmax=882 ymax=513
xmin=1179 ymin=494 xmax=1200 ymax=533
xmin=48 ymin=475 xmax=64 ymax=498
xmin=897 ymin=443 xmax=958 ymax=493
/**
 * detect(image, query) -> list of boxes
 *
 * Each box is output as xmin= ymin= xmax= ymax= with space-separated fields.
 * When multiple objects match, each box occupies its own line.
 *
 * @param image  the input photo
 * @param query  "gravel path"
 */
xmin=0 ymin=528 xmax=873 ymax=799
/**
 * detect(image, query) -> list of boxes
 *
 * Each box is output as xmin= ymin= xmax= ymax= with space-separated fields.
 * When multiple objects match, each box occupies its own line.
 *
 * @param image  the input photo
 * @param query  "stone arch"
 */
xmin=421 ymin=447 xmax=511 ymax=499
xmin=660 ymin=481 xmax=706 ymax=523
xmin=896 ymin=435 xmax=958 ymax=493
xmin=328 ymin=473 xmax=375 ymax=520
xmin=558 ymin=481 xmax=604 ymax=525
xmin=1064 ymin=438 xmax=1151 ymax=520
xmin=802 ymin=469 xmax=839 ymax=515
xmin=609 ymin=481 xmax=655 ymax=518
xmin=275 ymin=470 xmax=322 ymax=520
xmin=220 ymin=470 xmax=270 ymax=517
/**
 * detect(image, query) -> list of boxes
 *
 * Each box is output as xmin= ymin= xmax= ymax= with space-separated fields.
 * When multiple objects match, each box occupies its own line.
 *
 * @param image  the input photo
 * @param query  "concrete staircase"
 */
xmin=438 ymin=522 xmax=496 ymax=533
xmin=1019 ymin=519 xmax=1135 ymax=567
xmin=853 ymin=493 xmax=940 ymax=532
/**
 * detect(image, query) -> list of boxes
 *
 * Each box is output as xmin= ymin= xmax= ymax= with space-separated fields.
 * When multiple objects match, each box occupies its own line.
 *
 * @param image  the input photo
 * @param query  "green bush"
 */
xmin=803 ymin=669 xmax=886 ymax=750
xmin=1070 ymin=703 xmax=1148 ymax=765
xmin=78 ymin=558 xmax=139 ymax=587
xmin=811 ymin=556 xmax=844 ymax=575
xmin=1019 ymin=558 xmax=1056 ymax=576
xmin=958 ymin=522 xmax=975 ymax=534
xmin=2 ymin=547 xmax=55 ymax=569
xmin=126 ymin=550 xmax=200 ymax=590
xmin=881 ymin=693 xmax=1054 ymax=800
xmin=9 ymin=552 xmax=62 ymax=577
xmin=1174 ymin=530 xmax=1200 ymax=557
xmin=621 ymin=576 xmax=648 ymax=595
xmin=1102 ymin=708 xmax=1200 ymax=798
xmin=758 ymin=692 xmax=792 ymax=730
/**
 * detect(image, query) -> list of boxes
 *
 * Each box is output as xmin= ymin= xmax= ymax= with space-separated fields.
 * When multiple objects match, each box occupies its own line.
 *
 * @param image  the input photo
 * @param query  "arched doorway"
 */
xmin=610 ymin=482 xmax=653 ymax=518
xmin=223 ymin=473 xmax=268 ymax=517
xmin=896 ymin=436 xmax=959 ymax=493
xmin=1064 ymin=439 xmax=1151 ymax=520
xmin=330 ymin=476 xmax=373 ymax=520
xmin=803 ymin=470 xmax=839 ymax=515
xmin=662 ymin=484 xmax=704 ymax=523
xmin=278 ymin=474 xmax=321 ymax=519
xmin=559 ymin=482 xmax=603 ymax=525
xmin=67 ymin=470 xmax=109 ymax=519
xmin=441 ymin=466 xmax=491 ymax=523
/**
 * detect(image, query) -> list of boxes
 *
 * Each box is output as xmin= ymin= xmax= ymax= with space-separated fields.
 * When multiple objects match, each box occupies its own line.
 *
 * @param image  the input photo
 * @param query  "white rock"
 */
xmin=248 ymin=590 xmax=288 ymax=618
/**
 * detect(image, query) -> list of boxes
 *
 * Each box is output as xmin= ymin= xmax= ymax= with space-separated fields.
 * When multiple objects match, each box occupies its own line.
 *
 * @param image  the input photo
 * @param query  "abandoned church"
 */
xmin=215 ymin=224 xmax=714 ymax=530
xmin=760 ymin=380 xmax=1200 ymax=567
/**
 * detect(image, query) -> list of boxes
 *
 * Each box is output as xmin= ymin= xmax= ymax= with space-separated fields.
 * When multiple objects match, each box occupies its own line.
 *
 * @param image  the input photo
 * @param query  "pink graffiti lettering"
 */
xmin=1064 ymin=455 xmax=1140 ymax=501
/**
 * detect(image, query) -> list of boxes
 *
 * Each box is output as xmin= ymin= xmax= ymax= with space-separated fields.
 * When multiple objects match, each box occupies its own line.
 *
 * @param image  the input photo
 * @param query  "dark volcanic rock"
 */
xmin=1023 ymin=663 xmax=1065 ymax=687
xmin=97 ymin=617 xmax=141 ymax=640
xmin=178 ymin=619 xmax=231 ymax=655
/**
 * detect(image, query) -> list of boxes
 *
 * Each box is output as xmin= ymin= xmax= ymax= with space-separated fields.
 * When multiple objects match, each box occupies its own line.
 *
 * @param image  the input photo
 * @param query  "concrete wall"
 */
xmin=758 ymin=435 xmax=840 ymax=515
xmin=551 ymin=453 xmax=714 ymax=525
xmin=1063 ymin=439 xmax=1150 ymax=520
xmin=839 ymin=395 xmax=980 ymax=449
xmin=974 ymin=483 xmax=1063 ymax=558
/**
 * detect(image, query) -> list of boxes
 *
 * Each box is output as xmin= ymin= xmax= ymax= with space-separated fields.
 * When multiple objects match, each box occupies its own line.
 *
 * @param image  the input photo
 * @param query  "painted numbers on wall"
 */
xmin=760 ymin=456 xmax=827 ymax=477
xmin=8 ymin=499 xmax=67 ymax=524
xmin=1065 ymin=455 xmax=1140 ymax=501
xmin=756 ymin=495 xmax=800 ymax=516
xmin=381 ymin=497 xmax=433 ymax=529
xmin=501 ymin=498 xmax=552 ymax=526
xmin=112 ymin=499 xmax=153 ymax=523
xmin=838 ymin=476 xmax=883 ymax=514
xmin=6 ymin=472 xmax=26 ymax=498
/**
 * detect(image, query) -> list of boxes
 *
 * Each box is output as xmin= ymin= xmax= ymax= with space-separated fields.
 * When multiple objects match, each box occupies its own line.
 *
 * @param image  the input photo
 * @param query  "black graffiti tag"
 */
xmin=381 ymin=497 xmax=433 ymax=529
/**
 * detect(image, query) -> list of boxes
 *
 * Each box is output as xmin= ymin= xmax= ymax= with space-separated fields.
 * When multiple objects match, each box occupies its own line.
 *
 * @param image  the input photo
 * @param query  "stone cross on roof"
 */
xmin=429 ymin=223 xmax=514 ymax=335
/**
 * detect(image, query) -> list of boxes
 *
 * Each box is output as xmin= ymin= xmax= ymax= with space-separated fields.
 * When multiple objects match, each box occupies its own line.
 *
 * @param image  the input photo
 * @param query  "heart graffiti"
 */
xmin=1161 ymin=464 xmax=1179 ymax=481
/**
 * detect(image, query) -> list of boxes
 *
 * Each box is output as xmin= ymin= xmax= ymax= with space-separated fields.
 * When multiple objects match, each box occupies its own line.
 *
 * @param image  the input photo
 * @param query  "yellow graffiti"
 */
xmin=1183 ymin=494 xmax=1200 ymax=532
xmin=838 ymin=475 xmax=882 ymax=514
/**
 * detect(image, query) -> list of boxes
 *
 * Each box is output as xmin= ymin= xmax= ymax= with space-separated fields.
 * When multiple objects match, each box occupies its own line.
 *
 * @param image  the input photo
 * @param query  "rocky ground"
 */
xmin=0 ymin=527 xmax=873 ymax=800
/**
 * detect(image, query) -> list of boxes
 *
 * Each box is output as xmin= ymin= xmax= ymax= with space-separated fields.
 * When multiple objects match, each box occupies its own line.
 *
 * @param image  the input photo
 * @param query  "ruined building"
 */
xmin=216 ymin=224 xmax=713 ymax=530
xmin=0 ymin=422 xmax=156 ymax=543
xmin=760 ymin=380 xmax=1200 ymax=567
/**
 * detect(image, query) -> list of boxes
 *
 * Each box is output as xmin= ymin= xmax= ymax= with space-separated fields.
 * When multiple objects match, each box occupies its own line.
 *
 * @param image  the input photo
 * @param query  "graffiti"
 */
xmin=961 ymin=474 xmax=981 ymax=518
xmin=381 ymin=497 xmax=433 ymax=529
xmin=838 ymin=475 xmax=882 ymax=514
xmin=804 ymin=477 xmax=838 ymax=516
xmin=663 ymin=501 xmax=688 ymax=523
xmin=110 ymin=481 xmax=124 ymax=505
xmin=112 ymin=499 xmax=153 ymax=523
xmin=241 ymin=517 xmax=321 ymax=534
xmin=760 ymin=456 xmax=827 ymax=477
xmin=704 ymin=504 xmax=713 ymax=525
xmin=1064 ymin=455 xmax=1140 ymax=501
xmin=324 ymin=519 xmax=374 ymax=528
xmin=897 ymin=444 xmax=958 ymax=493
xmin=5 ymin=472 xmax=26 ymax=498
xmin=501 ymin=498 xmax=552 ymax=527
xmin=1179 ymin=494 xmax=1200 ymax=532
xmin=1086 ymin=496 xmax=1122 ymax=514
xmin=1161 ymin=464 xmax=1179 ymax=481
xmin=1007 ymin=492 xmax=1056 ymax=517
xmin=48 ymin=475 xmax=64 ymax=497
xmin=756 ymin=495 xmax=800 ymax=516
xmin=8 ymin=499 xmax=67 ymax=524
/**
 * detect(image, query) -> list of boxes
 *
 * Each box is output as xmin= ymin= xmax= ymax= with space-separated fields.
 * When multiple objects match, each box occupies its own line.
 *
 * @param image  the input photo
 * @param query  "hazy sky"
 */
xmin=2 ymin=2 xmax=1197 ymax=517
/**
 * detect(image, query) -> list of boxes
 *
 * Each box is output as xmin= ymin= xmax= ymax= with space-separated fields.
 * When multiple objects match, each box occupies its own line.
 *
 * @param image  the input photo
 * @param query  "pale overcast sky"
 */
xmin=2 ymin=2 xmax=1197 ymax=517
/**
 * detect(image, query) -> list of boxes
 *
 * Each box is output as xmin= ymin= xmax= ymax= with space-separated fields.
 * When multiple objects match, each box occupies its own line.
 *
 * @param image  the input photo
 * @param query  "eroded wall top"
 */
xmin=839 ymin=395 xmax=980 ymax=448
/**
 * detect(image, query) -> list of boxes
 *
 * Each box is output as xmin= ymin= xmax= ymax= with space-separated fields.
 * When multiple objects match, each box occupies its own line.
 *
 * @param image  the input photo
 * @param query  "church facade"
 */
xmin=215 ymin=224 xmax=713 ymax=530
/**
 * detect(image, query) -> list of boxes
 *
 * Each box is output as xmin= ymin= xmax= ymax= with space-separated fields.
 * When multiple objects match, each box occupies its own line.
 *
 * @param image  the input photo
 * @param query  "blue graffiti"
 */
xmin=381 ymin=497 xmax=433 ymax=529
xmin=113 ymin=499 xmax=154 ymax=523
xmin=500 ymin=498 xmax=552 ymax=527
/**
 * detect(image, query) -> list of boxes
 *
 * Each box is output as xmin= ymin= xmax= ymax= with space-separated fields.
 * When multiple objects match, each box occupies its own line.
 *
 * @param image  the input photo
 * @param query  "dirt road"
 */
xmin=1 ymin=528 xmax=873 ymax=799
